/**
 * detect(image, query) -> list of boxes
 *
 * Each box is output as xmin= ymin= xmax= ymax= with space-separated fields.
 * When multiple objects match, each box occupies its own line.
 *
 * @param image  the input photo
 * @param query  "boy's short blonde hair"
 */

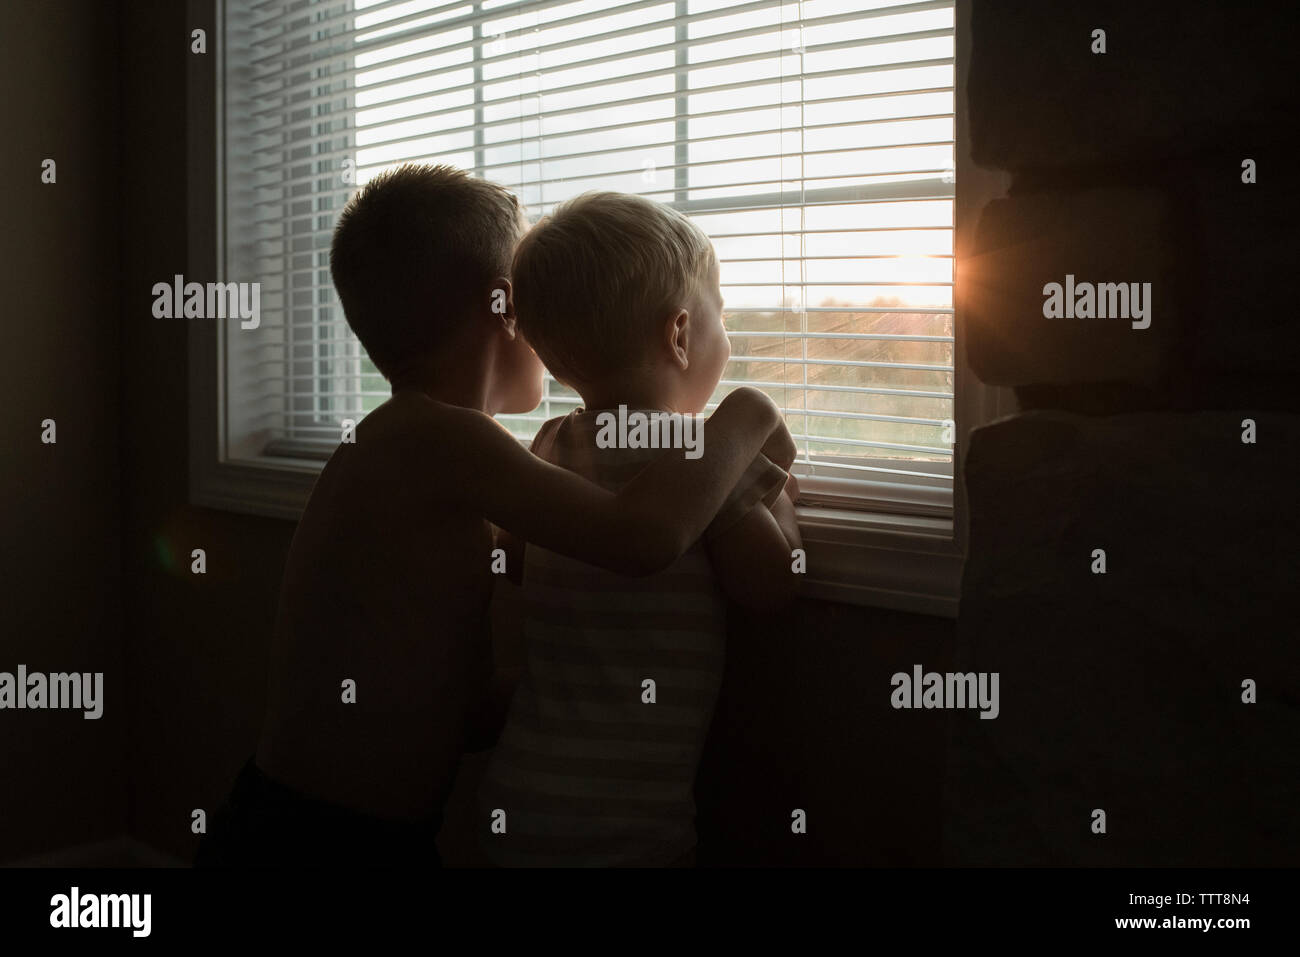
xmin=512 ymin=192 xmax=717 ymax=384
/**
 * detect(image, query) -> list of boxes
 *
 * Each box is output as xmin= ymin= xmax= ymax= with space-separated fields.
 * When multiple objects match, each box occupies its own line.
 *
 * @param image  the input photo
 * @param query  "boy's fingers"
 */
xmin=762 ymin=421 xmax=796 ymax=472
xmin=785 ymin=472 xmax=801 ymax=502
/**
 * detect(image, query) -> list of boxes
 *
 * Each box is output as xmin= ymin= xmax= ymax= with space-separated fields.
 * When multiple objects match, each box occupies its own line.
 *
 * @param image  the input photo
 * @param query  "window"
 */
xmin=200 ymin=0 xmax=972 ymax=614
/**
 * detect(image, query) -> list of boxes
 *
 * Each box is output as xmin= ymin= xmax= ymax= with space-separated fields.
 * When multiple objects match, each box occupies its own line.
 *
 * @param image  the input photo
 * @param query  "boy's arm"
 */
xmin=769 ymin=475 xmax=802 ymax=548
xmin=488 ymin=418 xmax=562 ymax=586
xmin=707 ymin=476 xmax=804 ymax=612
xmin=428 ymin=387 xmax=794 ymax=576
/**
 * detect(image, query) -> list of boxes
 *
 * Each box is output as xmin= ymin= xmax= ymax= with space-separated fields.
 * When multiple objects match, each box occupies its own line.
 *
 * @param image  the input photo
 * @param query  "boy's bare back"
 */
xmin=256 ymin=394 xmax=493 ymax=822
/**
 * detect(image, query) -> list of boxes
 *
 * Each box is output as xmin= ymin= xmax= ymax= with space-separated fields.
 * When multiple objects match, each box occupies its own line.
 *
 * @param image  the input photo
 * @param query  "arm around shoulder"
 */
xmin=436 ymin=390 xmax=792 ymax=576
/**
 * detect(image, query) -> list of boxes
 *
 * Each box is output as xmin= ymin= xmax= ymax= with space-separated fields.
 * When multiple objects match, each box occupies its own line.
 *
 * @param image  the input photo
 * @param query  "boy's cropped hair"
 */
xmin=512 ymin=191 xmax=717 ymax=384
xmin=329 ymin=163 xmax=524 ymax=379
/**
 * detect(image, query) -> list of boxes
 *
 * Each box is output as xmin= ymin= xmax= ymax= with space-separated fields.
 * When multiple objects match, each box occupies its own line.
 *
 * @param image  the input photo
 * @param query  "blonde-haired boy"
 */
xmin=479 ymin=192 xmax=802 ymax=867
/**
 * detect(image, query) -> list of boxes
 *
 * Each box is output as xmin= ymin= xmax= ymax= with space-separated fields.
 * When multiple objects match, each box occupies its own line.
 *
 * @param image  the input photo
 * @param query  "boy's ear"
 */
xmin=665 ymin=307 xmax=690 ymax=370
xmin=489 ymin=276 xmax=517 ymax=338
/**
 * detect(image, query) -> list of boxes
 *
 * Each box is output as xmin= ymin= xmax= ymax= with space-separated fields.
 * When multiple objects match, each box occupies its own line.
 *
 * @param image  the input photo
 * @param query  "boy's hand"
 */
xmin=717 ymin=387 xmax=795 ymax=471
xmin=783 ymin=471 xmax=801 ymax=504
xmin=761 ymin=420 xmax=796 ymax=473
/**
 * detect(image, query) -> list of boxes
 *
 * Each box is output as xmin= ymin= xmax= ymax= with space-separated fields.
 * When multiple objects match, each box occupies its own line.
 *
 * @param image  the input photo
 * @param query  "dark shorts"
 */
xmin=194 ymin=757 xmax=443 ymax=868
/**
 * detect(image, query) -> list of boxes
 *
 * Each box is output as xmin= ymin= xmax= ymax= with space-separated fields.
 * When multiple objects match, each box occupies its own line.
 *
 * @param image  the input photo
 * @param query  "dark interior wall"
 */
xmin=117 ymin=0 xmax=958 ymax=866
xmin=118 ymin=0 xmax=298 ymax=860
xmin=0 ymin=0 xmax=128 ymax=861
xmin=696 ymin=602 xmax=955 ymax=866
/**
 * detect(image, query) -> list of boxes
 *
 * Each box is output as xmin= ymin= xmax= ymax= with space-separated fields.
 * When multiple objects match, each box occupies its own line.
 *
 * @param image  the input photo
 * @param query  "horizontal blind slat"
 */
xmin=244 ymin=39 xmax=951 ymax=121
xmin=244 ymin=182 xmax=955 ymax=245
xmin=248 ymin=109 xmax=952 ymax=188
xmin=247 ymin=0 xmax=947 ymax=84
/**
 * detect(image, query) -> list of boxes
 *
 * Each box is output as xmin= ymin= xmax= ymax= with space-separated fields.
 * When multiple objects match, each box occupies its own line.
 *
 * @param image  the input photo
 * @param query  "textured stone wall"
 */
xmin=946 ymin=0 xmax=1299 ymax=864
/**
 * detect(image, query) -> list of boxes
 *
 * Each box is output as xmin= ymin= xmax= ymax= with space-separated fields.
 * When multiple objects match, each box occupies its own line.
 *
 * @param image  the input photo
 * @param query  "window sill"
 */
xmin=794 ymin=504 xmax=961 ymax=619
xmin=192 ymin=457 xmax=963 ymax=618
xmin=191 ymin=458 xmax=317 ymax=523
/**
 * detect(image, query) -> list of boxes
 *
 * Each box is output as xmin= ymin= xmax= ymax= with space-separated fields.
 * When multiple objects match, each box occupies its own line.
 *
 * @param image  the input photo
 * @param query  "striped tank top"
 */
xmin=479 ymin=409 xmax=786 ymax=866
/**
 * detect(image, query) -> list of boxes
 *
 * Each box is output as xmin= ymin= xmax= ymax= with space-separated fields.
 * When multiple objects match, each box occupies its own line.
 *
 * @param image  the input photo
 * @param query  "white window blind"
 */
xmin=223 ymin=0 xmax=954 ymax=511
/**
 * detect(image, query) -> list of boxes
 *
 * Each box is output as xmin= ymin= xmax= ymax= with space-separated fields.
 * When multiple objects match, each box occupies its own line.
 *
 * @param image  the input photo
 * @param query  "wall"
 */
xmin=0 ymin=0 xmax=128 ymax=861
xmin=117 ymin=0 xmax=299 ymax=861
xmin=696 ymin=602 xmax=954 ymax=866
xmin=944 ymin=0 xmax=1299 ymax=865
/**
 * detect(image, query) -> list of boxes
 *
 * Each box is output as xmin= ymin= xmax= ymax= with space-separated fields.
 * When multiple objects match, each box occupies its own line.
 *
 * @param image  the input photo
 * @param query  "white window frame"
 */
xmin=188 ymin=0 xmax=1012 ymax=618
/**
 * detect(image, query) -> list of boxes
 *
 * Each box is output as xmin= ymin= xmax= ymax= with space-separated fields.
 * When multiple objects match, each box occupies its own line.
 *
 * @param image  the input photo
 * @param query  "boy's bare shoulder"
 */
xmin=351 ymin=393 xmax=504 ymax=463
xmin=328 ymin=393 xmax=528 ymax=510
xmin=358 ymin=392 xmax=454 ymax=441
xmin=295 ymin=394 xmax=505 ymax=550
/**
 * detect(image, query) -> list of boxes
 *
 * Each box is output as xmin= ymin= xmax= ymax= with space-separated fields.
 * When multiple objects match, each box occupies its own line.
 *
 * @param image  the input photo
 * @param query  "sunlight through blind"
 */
xmin=224 ymin=0 xmax=955 ymax=505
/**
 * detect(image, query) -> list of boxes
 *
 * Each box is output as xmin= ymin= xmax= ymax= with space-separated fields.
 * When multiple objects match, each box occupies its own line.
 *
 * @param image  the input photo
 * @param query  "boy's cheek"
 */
xmin=526 ymin=348 xmax=545 ymax=394
xmin=525 ymin=367 xmax=545 ymax=410
xmin=490 ymin=343 xmax=544 ymax=414
xmin=703 ymin=334 xmax=730 ymax=393
xmin=514 ymin=352 xmax=546 ymax=413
